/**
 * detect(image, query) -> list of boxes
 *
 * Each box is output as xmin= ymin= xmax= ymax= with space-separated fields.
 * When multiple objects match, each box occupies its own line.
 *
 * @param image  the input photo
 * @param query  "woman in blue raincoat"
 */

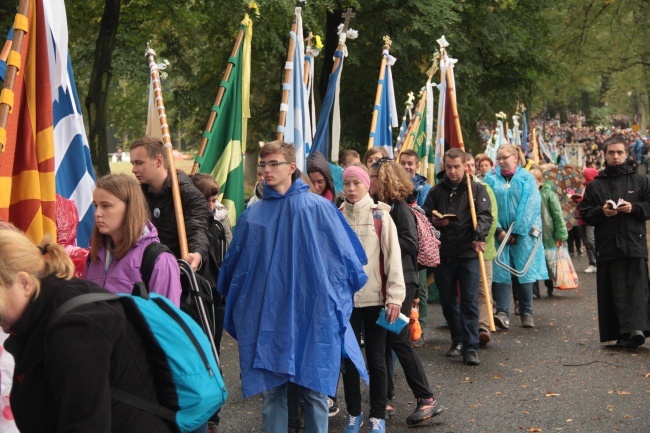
xmin=484 ymin=144 xmax=548 ymax=330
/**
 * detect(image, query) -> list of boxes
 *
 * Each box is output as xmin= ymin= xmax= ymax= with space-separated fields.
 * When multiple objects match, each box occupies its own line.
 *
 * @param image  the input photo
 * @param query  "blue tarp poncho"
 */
xmin=218 ymin=179 xmax=369 ymax=398
xmin=484 ymin=166 xmax=549 ymax=284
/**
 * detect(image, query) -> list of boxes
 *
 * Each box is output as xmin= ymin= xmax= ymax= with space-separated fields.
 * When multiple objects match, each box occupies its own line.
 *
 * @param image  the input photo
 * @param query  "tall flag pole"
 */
xmin=46 ymin=0 xmax=97 ymax=247
xmin=310 ymin=8 xmax=357 ymax=162
xmin=367 ymin=35 xmax=398 ymax=158
xmin=304 ymin=31 xmax=320 ymax=144
xmin=395 ymin=92 xmax=415 ymax=152
xmin=145 ymin=43 xmax=189 ymax=257
xmin=521 ymin=104 xmax=529 ymax=155
xmin=437 ymin=36 xmax=495 ymax=332
xmin=192 ymin=14 xmax=252 ymax=227
xmin=276 ymin=5 xmax=311 ymax=172
xmin=0 ymin=0 xmax=57 ymax=242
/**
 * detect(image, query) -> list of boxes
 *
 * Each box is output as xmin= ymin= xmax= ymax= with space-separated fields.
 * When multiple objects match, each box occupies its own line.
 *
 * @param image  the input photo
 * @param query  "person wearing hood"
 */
xmin=218 ymin=141 xmax=369 ymax=433
xmin=307 ymin=151 xmax=337 ymax=202
xmin=84 ymin=174 xmax=181 ymax=306
xmin=529 ymin=167 xmax=568 ymax=297
xmin=579 ymin=135 xmax=650 ymax=349
xmin=423 ymin=149 xmax=492 ymax=366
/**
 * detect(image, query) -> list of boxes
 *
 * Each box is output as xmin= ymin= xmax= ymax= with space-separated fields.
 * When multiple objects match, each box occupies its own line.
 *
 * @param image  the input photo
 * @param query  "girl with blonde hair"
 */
xmin=0 ymin=230 xmax=175 ymax=432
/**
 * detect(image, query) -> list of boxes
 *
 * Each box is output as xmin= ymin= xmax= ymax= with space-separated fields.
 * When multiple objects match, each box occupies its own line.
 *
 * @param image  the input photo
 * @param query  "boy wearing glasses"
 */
xmin=218 ymin=141 xmax=369 ymax=433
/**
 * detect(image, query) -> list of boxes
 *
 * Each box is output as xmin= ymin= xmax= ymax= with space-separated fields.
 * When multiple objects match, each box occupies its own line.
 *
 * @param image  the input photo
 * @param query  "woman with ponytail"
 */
xmin=0 ymin=230 xmax=175 ymax=433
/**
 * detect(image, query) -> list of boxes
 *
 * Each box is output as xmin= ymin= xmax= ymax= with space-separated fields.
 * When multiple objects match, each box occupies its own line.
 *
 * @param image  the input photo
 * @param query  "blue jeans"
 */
xmin=262 ymin=382 xmax=328 ymax=433
xmin=494 ymin=278 xmax=534 ymax=316
xmin=433 ymin=258 xmax=480 ymax=353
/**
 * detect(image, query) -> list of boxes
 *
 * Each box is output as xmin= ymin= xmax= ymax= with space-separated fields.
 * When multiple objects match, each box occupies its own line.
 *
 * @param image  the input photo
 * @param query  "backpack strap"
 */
xmin=371 ymin=209 xmax=387 ymax=299
xmin=140 ymin=242 xmax=174 ymax=289
xmin=49 ymin=293 xmax=121 ymax=329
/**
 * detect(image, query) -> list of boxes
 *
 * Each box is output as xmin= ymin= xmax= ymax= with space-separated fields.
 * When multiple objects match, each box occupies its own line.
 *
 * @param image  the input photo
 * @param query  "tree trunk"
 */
xmin=599 ymin=74 xmax=611 ymax=108
xmin=85 ymin=0 xmax=120 ymax=176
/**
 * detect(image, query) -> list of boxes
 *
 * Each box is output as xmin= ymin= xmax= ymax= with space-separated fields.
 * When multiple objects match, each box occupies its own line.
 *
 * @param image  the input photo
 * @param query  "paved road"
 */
xmin=216 ymin=253 xmax=649 ymax=432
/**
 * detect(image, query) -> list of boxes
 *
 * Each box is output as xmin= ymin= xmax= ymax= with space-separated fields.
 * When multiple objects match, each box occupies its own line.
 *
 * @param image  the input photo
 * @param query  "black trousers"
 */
xmin=342 ymin=306 xmax=387 ymax=419
xmin=386 ymin=283 xmax=434 ymax=401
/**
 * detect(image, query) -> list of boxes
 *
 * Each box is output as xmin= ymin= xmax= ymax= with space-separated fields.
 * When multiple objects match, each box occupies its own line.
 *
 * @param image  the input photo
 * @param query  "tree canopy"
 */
xmin=1 ymin=0 xmax=648 ymax=176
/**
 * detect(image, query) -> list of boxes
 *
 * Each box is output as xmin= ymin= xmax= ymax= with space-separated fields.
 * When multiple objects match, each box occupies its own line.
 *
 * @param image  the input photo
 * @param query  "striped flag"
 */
xmin=196 ymin=16 xmax=252 ymax=227
xmin=46 ymin=0 xmax=96 ymax=247
xmin=280 ymin=7 xmax=311 ymax=171
xmin=0 ymin=0 xmax=57 ymax=241
xmin=309 ymin=49 xmax=343 ymax=161
xmin=369 ymin=50 xmax=398 ymax=158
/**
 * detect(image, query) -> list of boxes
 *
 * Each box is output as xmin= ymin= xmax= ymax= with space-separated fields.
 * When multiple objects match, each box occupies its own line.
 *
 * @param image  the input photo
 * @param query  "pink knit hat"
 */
xmin=343 ymin=166 xmax=370 ymax=189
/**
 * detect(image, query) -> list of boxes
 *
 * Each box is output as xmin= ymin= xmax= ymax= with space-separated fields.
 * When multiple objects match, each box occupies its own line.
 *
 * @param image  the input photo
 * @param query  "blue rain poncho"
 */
xmin=218 ymin=179 xmax=369 ymax=398
xmin=484 ymin=166 xmax=549 ymax=284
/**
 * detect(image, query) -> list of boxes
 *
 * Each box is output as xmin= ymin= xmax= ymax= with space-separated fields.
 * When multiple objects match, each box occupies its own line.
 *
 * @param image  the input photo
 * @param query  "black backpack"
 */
xmin=140 ymin=242 xmax=217 ymax=340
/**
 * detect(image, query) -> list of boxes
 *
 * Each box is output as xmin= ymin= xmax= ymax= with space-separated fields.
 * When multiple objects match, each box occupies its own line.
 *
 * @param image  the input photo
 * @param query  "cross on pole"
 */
xmin=305 ymin=31 xmax=314 ymax=47
xmin=341 ymin=8 xmax=355 ymax=32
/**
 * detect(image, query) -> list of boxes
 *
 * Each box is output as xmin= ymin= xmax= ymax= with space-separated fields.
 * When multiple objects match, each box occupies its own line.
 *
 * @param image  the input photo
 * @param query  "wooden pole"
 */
xmin=368 ymin=36 xmax=391 ymax=150
xmin=277 ymin=16 xmax=298 ymax=141
xmin=444 ymin=59 xmax=496 ymax=333
xmin=532 ymin=128 xmax=539 ymax=164
xmin=145 ymin=44 xmax=189 ymax=258
xmin=0 ymin=0 xmax=30 ymax=154
xmin=398 ymin=91 xmax=426 ymax=157
xmin=191 ymin=26 xmax=245 ymax=175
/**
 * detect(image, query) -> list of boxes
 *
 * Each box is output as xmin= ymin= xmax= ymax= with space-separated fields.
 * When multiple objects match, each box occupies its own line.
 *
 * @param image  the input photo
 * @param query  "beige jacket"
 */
xmin=340 ymin=193 xmax=406 ymax=308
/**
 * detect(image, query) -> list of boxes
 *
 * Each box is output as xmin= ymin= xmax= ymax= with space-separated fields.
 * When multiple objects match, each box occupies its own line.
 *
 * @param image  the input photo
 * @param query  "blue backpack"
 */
xmin=49 ymin=287 xmax=228 ymax=433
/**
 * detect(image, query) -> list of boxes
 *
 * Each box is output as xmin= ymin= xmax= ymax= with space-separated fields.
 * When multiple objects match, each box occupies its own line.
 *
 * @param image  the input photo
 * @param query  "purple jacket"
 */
xmin=83 ymin=222 xmax=182 ymax=306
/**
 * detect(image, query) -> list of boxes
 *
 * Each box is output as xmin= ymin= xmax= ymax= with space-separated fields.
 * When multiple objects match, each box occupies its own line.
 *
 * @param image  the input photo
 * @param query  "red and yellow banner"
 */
xmin=0 ymin=0 xmax=56 ymax=242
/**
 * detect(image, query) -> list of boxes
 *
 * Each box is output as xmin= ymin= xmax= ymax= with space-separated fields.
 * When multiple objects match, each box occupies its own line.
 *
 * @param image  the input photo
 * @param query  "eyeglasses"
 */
xmin=257 ymin=160 xmax=291 ymax=169
xmin=495 ymin=154 xmax=515 ymax=162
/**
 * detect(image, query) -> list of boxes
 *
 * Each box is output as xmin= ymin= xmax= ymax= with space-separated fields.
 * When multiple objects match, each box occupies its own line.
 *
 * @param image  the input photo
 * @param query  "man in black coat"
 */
xmin=130 ymin=136 xmax=211 ymax=275
xmin=579 ymin=135 xmax=650 ymax=348
xmin=423 ymin=148 xmax=492 ymax=366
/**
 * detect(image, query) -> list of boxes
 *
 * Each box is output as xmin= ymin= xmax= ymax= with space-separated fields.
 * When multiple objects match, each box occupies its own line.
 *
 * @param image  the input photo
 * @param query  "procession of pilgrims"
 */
xmin=0 ymin=1 xmax=648 ymax=433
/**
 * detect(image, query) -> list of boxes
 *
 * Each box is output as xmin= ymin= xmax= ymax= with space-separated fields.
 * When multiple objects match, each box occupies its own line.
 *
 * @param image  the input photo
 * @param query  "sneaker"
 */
xmin=343 ymin=412 xmax=363 ymax=433
xmin=493 ymin=312 xmax=509 ymax=330
xmin=445 ymin=343 xmax=462 ymax=357
xmin=463 ymin=351 xmax=480 ymax=366
xmin=578 ymin=251 xmax=585 ymax=257
xmin=411 ymin=335 xmax=425 ymax=348
xmin=405 ymin=398 xmax=445 ymax=425
xmin=385 ymin=400 xmax=396 ymax=418
xmin=584 ymin=265 xmax=597 ymax=273
xmin=521 ymin=314 xmax=535 ymax=328
xmin=369 ymin=417 xmax=386 ymax=433
xmin=328 ymin=397 xmax=339 ymax=417
xmin=478 ymin=330 xmax=491 ymax=348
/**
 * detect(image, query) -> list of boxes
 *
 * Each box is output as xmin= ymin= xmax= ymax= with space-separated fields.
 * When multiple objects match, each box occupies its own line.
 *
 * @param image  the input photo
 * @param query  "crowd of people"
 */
xmin=0 ymin=125 xmax=649 ymax=433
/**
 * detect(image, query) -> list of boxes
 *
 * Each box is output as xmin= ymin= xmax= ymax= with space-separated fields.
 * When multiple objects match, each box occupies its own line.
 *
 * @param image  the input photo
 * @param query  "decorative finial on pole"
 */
xmin=382 ymin=35 xmax=392 ymax=50
xmin=342 ymin=8 xmax=356 ymax=32
xmin=426 ymin=52 xmax=440 ymax=80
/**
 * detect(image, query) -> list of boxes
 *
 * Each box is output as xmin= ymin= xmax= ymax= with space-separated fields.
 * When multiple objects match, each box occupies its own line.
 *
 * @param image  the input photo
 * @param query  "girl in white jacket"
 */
xmin=339 ymin=165 xmax=405 ymax=433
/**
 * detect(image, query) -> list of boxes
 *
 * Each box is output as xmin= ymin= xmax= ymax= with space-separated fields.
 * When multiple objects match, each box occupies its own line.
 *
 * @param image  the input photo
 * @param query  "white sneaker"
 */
xmin=584 ymin=265 xmax=597 ymax=273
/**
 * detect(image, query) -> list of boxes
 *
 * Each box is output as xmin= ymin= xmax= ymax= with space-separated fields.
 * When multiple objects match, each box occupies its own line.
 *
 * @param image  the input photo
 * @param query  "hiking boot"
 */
xmin=445 ymin=343 xmax=462 ymax=357
xmin=328 ymin=397 xmax=339 ymax=417
xmin=385 ymin=400 xmax=396 ymax=418
xmin=493 ymin=312 xmax=509 ymax=330
xmin=626 ymin=330 xmax=646 ymax=348
xmin=405 ymin=398 xmax=445 ymax=425
xmin=478 ymin=330 xmax=491 ymax=348
xmin=463 ymin=351 xmax=480 ymax=366
xmin=521 ymin=314 xmax=535 ymax=328
xmin=369 ymin=417 xmax=386 ymax=433
xmin=343 ymin=412 xmax=363 ymax=433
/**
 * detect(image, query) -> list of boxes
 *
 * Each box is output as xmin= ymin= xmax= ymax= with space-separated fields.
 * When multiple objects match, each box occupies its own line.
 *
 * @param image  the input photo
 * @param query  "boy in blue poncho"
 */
xmin=218 ymin=141 xmax=369 ymax=433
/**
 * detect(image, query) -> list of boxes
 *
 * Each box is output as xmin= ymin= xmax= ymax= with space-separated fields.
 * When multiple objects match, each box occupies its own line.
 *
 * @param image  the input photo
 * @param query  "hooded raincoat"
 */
xmin=485 ymin=166 xmax=549 ymax=284
xmin=217 ymin=179 xmax=369 ymax=398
